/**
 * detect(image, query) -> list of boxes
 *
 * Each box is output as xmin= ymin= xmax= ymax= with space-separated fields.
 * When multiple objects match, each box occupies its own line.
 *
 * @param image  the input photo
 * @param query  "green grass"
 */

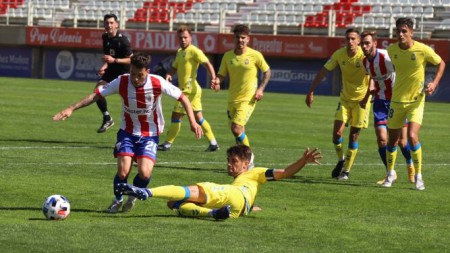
xmin=1 ymin=77 xmax=449 ymax=252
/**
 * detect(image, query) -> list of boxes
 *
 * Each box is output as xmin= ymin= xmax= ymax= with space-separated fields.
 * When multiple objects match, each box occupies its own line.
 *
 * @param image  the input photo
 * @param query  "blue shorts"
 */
xmin=373 ymin=99 xmax=390 ymax=126
xmin=113 ymin=129 xmax=159 ymax=162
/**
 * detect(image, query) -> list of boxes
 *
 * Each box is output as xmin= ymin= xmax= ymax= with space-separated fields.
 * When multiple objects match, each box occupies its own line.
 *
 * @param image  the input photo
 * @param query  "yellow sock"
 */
xmin=166 ymin=121 xmax=181 ymax=143
xmin=386 ymin=146 xmax=398 ymax=171
xmin=410 ymin=146 xmax=422 ymax=174
xmin=344 ymin=148 xmax=358 ymax=172
xmin=236 ymin=132 xmax=250 ymax=146
xmin=198 ymin=118 xmax=216 ymax=143
xmin=334 ymin=142 xmax=344 ymax=161
xmin=151 ymin=185 xmax=188 ymax=200
xmin=178 ymin=202 xmax=212 ymax=218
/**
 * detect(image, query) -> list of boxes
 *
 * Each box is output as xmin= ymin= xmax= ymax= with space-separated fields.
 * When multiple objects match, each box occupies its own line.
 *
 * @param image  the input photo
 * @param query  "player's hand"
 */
xmin=254 ymin=89 xmax=264 ymax=101
xmin=102 ymin=55 xmax=115 ymax=64
xmin=53 ymin=108 xmax=73 ymax=121
xmin=211 ymin=78 xmax=220 ymax=92
xmin=165 ymin=74 xmax=172 ymax=82
xmin=305 ymin=93 xmax=314 ymax=108
xmin=190 ymin=123 xmax=203 ymax=140
xmin=97 ymin=67 xmax=106 ymax=77
xmin=303 ymin=147 xmax=322 ymax=165
xmin=424 ymin=82 xmax=436 ymax=95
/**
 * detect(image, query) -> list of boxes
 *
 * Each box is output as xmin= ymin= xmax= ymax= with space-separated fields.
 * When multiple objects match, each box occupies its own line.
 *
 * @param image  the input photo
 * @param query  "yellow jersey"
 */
xmin=172 ymin=44 xmax=209 ymax=94
xmin=232 ymin=167 xmax=273 ymax=214
xmin=324 ymin=47 xmax=369 ymax=102
xmin=218 ymin=47 xmax=270 ymax=103
xmin=387 ymin=41 xmax=442 ymax=103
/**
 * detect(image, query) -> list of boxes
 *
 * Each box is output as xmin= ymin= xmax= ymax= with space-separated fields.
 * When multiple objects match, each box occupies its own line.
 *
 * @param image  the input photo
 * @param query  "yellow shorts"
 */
xmin=387 ymin=101 xmax=424 ymax=129
xmin=173 ymin=89 xmax=203 ymax=114
xmin=227 ymin=100 xmax=257 ymax=127
xmin=335 ymin=99 xmax=371 ymax=129
xmin=197 ymin=182 xmax=245 ymax=218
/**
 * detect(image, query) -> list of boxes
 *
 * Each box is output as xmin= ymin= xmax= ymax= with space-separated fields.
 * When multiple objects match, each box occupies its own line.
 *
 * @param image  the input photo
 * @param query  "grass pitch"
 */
xmin=0 ymin=77 xmax=449 ymax=252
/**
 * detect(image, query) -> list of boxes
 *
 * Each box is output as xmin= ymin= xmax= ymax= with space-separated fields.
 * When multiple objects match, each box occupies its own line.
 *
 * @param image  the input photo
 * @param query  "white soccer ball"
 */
xmin=42 ymin=195 xmax=71 ymax=220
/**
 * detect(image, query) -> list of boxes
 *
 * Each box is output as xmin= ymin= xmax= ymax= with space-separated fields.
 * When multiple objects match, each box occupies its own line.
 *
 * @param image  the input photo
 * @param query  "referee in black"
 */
xmin=95 ymin=13 xmax=133 ymax=133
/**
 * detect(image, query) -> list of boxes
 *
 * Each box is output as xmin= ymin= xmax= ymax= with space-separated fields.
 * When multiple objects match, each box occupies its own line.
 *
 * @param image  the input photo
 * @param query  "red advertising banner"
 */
xmin=26 ymin=27 xmax=450 ymax=61
xmin=218 ymin=34 xmax=329 ymax=58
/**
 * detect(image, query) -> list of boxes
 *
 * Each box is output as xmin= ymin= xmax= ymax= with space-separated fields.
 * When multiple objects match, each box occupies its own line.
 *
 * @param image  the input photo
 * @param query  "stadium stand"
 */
xmin=0 ymin=0 xmax=449 ymax=38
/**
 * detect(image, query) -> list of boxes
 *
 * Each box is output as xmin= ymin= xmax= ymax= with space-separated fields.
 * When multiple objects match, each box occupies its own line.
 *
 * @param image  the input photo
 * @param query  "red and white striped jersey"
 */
xmin=95 ymin=74 xmax=183 ymax=137
xmin=362 ymin=49 xmax=395 ymax=100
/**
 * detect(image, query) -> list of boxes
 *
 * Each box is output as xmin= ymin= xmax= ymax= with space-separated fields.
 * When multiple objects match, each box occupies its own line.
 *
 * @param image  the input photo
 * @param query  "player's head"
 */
xmin=103 ymin=14 xmax=119 ymax=35
xmin=232 ymin=25 xmax=250 ymax=51
xmin=395 ymin=18 xmax=414 ymax=44
xmin=226 ymin=144 xmax=252 ymax=177
xmin=344 ymin=28 xmax=361 ymax=52
xmin=130 ymin=53 xmax=151 ymax=87
xmin=176 ymin=25 xmax=192 ymax=49
xmin=360 ymin=31 xmax=377 ymax=58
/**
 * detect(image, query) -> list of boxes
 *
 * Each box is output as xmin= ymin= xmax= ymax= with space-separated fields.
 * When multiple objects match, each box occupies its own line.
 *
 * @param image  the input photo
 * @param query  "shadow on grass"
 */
xmin=0 ymin=138 xmax=111 ymax=149
xmin=281 ymin=176 xmax=384 ymax=189
xmin=156 ymin=164 xmax=226 ymax=174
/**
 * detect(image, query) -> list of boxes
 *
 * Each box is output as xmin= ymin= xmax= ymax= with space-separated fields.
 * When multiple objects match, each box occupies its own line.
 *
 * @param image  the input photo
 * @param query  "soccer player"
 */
xmin=116 ymin=144 xmax=322 ymax=220
xmin=306 ymin=29 xmax=371 ymax=180
xmin=53 ymin=53 xmax=203 ymax=212
xmin=212 ymin=24 xmax=271 ymax=148
xmin=95 ymin=14 xmax=133 ymax=133
xmin=360 ymin=30 xmax=415 ymax=184
xmin=158 ymin=25 xmax=219 ymax=152
xmin=383 ymin=18 xmax=446 ymax=190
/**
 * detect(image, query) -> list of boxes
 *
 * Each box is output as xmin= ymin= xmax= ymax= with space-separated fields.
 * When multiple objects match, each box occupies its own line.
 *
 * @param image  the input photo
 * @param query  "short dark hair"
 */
xmin=345 ymin=28 xmax=360 ymax=37
xmin=233 ymin=24 xmax=250 ymax=36
xmin=177 ymin=25 xmax=192 ymax=35
xmin=361 ymin=30 xmax=377 ymax=40
xmin=227 ymin=144 xmax=252 ymax=163
xmin=396 ymin=17 xmax=414 ymax=29
xmin=131 ymin=53 xmax=151 ymax=69
xmin=104 ymin=14 xmax=118 ymax=22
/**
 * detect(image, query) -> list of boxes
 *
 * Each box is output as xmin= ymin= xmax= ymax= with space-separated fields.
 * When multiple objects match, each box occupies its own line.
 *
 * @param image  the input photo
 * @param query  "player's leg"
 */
xmin=195 ymin=111 xmax=219 ymax=151
xmin=331 ymin=119 xmax=346 ymax=178
xmin=108 ymin=130 xmax=135 ymax=213
xmin=383 ymin=128 xmax=401 ymax=187
xmin=331 ymin=101 xmax=348 ymax=178
xmin=95 ymin=79 xmax=114 ymax=133
xmin=229 ymin=101 xmax=255 ymax=147
xmin=158 ymin=110 xmax=184 ymax=151
xmin=123 ymin=136 xmax=158 ymax=211
xmin=191 ymin=89 xmax=219 ymax=151
xmin=108 ymin=155 xmax=133 ymax=213
xmin=408 ymin=122 xmax=424 ymax=190
xmin=373 ymin=100 xmax=389 ymax=184
xmin=399 ymin=124 xmax=415 ymax=183
xmin=407 ymin=102 xmax=425 ymax=190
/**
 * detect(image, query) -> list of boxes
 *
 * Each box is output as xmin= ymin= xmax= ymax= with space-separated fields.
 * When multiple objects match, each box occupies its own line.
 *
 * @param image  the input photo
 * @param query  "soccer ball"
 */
xmin=42 ymin=195 xmax=71 ymax=220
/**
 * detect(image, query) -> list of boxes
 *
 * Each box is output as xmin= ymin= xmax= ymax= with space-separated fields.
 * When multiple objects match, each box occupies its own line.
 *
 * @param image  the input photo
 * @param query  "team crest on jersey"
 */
xmin=110 ymin=49 xmax=116 ymax=56
xmin=394 ymin=54 xmax=398 ymax=59
xmin=356 ymin=62 xmax=361 ymax=68
xmin=244 ymin=58 xmax=249 ymax=64
xmin=411 ymin=53 xmax=416 ymax=61
xmin=341 ymin=61 xmax=346 ymax=66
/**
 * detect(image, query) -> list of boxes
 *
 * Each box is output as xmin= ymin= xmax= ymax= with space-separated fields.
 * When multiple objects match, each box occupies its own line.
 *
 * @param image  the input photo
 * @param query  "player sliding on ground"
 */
xmin=116 ymin=144 xmax=322 ymax=220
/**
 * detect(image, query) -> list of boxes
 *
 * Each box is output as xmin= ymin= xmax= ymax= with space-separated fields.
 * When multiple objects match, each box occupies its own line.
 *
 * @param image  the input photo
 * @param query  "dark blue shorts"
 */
xmin=113 ymin=129 xmax=159 ymax=162
xmin=373 ymin=99 xmax=390 ymax=126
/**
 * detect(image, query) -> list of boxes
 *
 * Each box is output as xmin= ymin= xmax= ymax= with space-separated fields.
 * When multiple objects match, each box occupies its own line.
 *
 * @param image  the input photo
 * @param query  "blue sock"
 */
xmin=113 ymin=174 xmax=127 ymax=201
xmin=133 ymin=174 xmax=151 ymax=188
xmin=378 ymin=146 xmax=387 ymax=167
xmin=400 ymin=142 xmax=413 ymax=165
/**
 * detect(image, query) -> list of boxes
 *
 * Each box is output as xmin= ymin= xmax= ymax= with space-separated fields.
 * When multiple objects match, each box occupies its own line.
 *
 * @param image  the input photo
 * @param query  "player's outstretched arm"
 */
xmin=53 ymin=93 xmax=99 ymax=121
xmin=179 ymin=95 xmax=203 ymax=139
xmin=274 ymin=148 xmax=322 ymax=180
